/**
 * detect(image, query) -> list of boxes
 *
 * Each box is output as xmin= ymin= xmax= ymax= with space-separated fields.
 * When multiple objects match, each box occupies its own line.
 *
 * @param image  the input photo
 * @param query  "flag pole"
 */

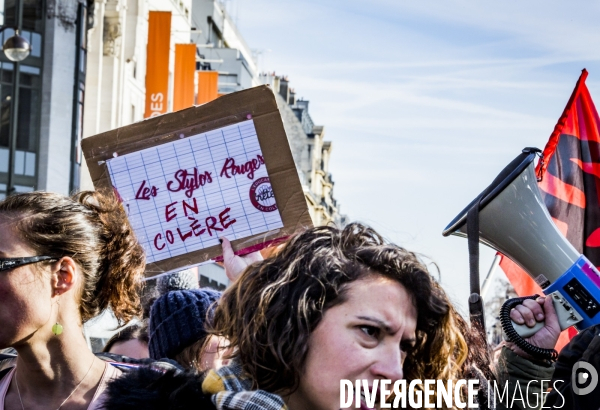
xmin=481 ymin=253 xmax=501 ymax=300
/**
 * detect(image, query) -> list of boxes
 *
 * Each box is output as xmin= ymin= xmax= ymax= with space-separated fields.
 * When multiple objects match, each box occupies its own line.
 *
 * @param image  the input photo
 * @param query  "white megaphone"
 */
xmin=443 ymin=148 xmax=600 ymax=338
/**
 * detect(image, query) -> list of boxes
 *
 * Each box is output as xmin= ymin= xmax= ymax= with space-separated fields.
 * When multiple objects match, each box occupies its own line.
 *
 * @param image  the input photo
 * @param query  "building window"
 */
xmin=199 ymin=274 xmax=227 ymax=291
xmin=1 ymin=0 xmax=44 ymax=32
xmin=0 ymin=63 xmax=42 ymax=196
xmin=0 ymin=0 xmax=44 ymax=197
xmin=75 ymin=81 xmax=84 ymax=165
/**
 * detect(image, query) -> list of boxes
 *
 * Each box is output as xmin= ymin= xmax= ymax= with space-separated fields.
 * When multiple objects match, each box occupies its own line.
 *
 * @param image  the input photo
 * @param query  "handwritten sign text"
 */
xmin=106 ymin=120 xmax=283 ymax=263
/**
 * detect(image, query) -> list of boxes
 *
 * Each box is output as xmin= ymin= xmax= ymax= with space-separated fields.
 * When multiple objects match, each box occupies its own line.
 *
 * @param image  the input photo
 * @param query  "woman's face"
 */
xmin=200 ymin=335 xmax=231 ymax=371
xmin=0 ymin=216 xmax=54 ymax=348
xmin=289 ymin=275 xmax=417 ymax=410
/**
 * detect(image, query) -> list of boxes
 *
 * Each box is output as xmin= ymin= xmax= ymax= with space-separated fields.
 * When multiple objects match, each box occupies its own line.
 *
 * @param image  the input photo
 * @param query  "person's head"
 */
xmin=148 ymin=288 xmax=225 ymax=371
xmin=212 ymin=223 xmax=468 ymax=410
xmin=103 ymin=323 xmax=150 ymax=359
xmin=0 ymin=190 xmax=145 ymax=349
xmin=141 ymin=269 xmax=200 ymax=320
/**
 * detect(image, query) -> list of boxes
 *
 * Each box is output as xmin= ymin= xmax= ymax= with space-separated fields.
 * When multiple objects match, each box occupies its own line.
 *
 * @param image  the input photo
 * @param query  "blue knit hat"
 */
xmin=148 ymin=288 xmax=221 ymax=360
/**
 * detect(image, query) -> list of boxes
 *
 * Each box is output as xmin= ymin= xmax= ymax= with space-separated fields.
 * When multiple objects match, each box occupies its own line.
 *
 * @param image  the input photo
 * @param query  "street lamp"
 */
xmin=3 ymin=30 xmax=31 ymax=62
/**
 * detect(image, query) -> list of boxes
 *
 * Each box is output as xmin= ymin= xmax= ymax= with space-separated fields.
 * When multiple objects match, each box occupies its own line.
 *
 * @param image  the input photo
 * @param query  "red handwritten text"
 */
xmin=165 ymin=202 xmax=178 ymax=222
xmin=135 ymin=180 xmax=158 ymax=200
xmin=153 ymin=206 xmax=237 ymax=251
xmin=167 ymin=168 xmax=213 ymax=198
xmin=220 ymin=155 xmax=265 ymax=180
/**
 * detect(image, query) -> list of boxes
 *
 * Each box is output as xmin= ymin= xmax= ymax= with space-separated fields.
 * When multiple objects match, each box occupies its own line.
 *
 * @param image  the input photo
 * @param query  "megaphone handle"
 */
xmin=510 ymin=291 xmax=583 ymax=338
xmin=511 ymin=320 xmax=544 ymax=338
xmin=500 ymin=295 xmax=558 ymax=363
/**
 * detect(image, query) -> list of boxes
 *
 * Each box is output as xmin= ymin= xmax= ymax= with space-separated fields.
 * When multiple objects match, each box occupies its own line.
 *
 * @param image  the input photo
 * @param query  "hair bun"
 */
xmin=74 ymin=190 xmax=146 ymax=324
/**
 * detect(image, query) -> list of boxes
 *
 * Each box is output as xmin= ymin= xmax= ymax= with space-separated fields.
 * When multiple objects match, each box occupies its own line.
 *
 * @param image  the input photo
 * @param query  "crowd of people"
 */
xmin=0 ymin=190 xmax=598 ymax=410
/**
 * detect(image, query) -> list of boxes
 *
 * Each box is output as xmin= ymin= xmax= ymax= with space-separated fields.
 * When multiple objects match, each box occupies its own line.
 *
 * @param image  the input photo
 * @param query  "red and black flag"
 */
xmin=537 ymin=69 xmax=600 ymax=258
xmin=500 ymin=69 xmax=599 ymax=346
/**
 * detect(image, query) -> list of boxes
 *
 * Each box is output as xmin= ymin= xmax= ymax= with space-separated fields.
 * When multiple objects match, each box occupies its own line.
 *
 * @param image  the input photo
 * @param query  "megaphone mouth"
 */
xmin=442 ymin=148 xmax=540 ymax=237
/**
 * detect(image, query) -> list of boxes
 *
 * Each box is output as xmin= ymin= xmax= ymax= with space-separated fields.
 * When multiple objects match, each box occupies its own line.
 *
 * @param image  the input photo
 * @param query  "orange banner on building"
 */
xmin=197 ymin=71 xmax=219 ymax=104
xmin=145 ymin=11 xmax=171 ymax=118
xmin=173 ymin=44 xmax=196 ymax=111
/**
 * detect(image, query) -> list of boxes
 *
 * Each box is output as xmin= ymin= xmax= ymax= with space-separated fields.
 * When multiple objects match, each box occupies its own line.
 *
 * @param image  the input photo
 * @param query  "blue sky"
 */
xmin=232 ymin=0 xmax=600 ymax=312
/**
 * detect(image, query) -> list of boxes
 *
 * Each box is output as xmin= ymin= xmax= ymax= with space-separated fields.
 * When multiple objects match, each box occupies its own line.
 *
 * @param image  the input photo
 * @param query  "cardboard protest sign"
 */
xmin=82 ymin=85 xmax=312 ymax=277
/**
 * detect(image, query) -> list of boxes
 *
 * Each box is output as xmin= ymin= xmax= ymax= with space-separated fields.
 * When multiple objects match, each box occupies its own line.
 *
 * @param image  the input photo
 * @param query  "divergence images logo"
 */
xmin=572 ymin=361 xmax=598 ymax=395
xmin=250 ymin=177 xmax=277 ymax=212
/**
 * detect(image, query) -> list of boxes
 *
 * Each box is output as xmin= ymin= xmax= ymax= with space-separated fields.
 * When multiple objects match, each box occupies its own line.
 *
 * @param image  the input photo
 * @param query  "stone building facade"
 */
xmin=79 ymin=0 xmax=194 ymax=191
xmin=261 ymin=73 xmax=345 ymax=226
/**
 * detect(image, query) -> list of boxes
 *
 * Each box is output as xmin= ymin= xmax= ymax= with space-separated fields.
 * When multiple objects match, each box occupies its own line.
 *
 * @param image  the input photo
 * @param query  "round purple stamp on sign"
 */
xmin=250 ymin=177 xmax=277 ymax=212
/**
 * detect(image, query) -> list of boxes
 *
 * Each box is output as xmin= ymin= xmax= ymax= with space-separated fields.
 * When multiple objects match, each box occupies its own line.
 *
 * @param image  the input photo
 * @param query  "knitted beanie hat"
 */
xmin=148 ymin=288 xmax=222 ymax=360
xmin=156 ymin=269 xmax=199 ymax=294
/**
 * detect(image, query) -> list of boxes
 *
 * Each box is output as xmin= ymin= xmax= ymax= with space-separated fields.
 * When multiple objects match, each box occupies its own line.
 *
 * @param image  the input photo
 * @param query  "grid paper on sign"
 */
xmin=105 ymin=119 xmax=284 ymax=263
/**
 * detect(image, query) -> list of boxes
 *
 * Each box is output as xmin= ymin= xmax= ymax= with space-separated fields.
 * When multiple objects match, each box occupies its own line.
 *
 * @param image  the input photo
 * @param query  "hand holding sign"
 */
xmin=220 ymin=237 xmax=263 ymax=282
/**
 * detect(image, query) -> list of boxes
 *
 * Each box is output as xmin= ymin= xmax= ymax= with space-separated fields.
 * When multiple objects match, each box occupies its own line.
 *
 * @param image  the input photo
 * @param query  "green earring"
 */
xmin=52 ymin=322 xmax=63 ymax=336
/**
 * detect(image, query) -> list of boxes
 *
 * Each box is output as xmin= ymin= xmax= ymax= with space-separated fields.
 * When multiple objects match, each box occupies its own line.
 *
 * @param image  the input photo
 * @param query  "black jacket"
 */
xmin=497 ymin=324 xmax=600 ymax=410
xmin=544 ymin=324 xmax=600 ymax=409
xmin=101 ymin=366 xmax=217 ymax=410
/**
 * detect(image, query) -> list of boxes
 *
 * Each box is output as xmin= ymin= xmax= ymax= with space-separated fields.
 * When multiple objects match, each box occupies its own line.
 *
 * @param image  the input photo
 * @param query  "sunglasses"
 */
xmin=0 ymin=256 xmax=58 ymax=272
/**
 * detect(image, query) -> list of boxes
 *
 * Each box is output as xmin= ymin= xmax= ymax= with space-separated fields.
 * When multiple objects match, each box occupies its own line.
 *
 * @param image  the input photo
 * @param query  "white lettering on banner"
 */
xmin=339 ymin=379 xmax=480 ymax=409
xmin=340 ymin=379 xmax=569 ymax=409
xmin=106 ymin=119 xmax=284 ymax=263
xmin=149 ymin=93 xmax=164 ymax=117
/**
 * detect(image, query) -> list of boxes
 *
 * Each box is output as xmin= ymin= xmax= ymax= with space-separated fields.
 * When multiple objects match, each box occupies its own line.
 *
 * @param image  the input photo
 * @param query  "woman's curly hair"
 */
xmin=211 ymin=223 xmax=468 ymax=397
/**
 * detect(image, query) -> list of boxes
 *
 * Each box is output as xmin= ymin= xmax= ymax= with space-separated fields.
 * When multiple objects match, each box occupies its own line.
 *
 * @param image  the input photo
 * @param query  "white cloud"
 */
xmin=235 ymin=0 xmax=600 ymax=311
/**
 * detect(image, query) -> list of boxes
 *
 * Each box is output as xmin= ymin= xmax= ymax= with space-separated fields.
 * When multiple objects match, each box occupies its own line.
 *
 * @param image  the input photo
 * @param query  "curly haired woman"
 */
xmin=202 ymin=223 xmax=471 ymax=410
